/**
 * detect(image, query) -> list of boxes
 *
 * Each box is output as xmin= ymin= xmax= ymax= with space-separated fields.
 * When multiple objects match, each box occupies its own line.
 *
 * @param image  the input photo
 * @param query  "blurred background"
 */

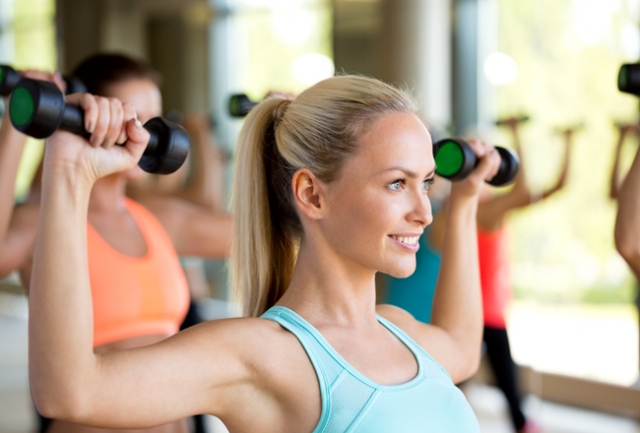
xmin=0 ymin=0 xmax=639 ymax=432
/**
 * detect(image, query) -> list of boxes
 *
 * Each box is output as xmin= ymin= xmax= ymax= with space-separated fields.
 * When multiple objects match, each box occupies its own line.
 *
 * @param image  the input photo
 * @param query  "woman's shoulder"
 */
xmin=190 ymin=315 xmax=313 ymax=364
xmin=189 ymin=315 xmax=320 ymax=409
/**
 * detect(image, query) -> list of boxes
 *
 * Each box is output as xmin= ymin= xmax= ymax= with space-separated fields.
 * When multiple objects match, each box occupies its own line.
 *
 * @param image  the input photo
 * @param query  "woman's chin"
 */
xmin=382 ymin=262 xmax=417 ymax=279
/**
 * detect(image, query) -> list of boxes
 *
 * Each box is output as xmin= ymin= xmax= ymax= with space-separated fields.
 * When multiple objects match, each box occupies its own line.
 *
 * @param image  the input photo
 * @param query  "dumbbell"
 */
xmin=433 ymin=138 xmax=519 ymax=186
xmin=9 ymin=78 xmax=189 ymax=174
xmin=0 ymin=65 xmax=86 ymax=97
xmin=618 ymin=63 xmax=640 ymax=96
xmin=229 ymin=93 xmax=257 ymax=117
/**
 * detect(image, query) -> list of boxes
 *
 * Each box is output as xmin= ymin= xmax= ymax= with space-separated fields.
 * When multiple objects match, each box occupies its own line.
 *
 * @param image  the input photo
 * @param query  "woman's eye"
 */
xmin=422 ymin=178 xmax=435 ymax=192
xmin=389 ymin=180 xmax=404 ymax=191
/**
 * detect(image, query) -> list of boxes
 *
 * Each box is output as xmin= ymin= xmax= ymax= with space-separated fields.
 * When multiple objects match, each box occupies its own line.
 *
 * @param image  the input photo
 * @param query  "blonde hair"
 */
xmin=232 ymin=75 xmax=418 ymax=317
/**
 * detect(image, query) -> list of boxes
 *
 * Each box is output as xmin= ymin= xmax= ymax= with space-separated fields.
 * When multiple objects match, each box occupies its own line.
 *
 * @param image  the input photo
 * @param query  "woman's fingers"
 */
xmin=467 ymin=139 xmax=501 ymax=182
xmin=117 ymin=102 xmax=137 ymax=145
xmin=63 ymin=94 xmax=136 ymax=149
xmin=103 ymin=98 xmax=124 ymax=149
xmin=89 ymin=97 xmax=112 ymax=147
xmin=124 ymin=117 xmax=150 ymax=162
xmin=65 ymin=93 xmax=99 ymax=136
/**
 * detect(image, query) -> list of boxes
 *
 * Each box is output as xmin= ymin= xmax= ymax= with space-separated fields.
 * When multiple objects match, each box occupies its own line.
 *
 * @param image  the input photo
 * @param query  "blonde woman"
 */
xmin=29 ymin=75 xmax=500 ymax=432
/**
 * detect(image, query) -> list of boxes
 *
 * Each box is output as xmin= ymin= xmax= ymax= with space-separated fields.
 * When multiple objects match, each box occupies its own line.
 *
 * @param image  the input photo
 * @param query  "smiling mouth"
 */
xmin=389 ymin=235 xmax=419 ymax=246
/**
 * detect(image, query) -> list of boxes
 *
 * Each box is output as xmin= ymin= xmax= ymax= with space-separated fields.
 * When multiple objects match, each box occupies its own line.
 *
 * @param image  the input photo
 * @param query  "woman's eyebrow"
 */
xmin=380 ymin=167 xmax=436 ymax=178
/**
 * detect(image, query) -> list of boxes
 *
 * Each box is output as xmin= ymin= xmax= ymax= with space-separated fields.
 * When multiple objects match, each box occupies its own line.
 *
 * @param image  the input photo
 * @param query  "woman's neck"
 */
xmin=278 ymin=238 xmax=379 ymax=329
xmin=88 ymin=173 xmax=128 ymax=214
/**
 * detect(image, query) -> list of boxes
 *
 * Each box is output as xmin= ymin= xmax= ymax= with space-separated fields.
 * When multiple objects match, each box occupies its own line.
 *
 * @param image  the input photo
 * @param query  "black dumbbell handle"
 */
xmin=0 ymin=65 xmax=86 ymax=97
xmin=54 ymin=104 xmax=160 ymax=157
xmin=229 ymin=93 xmax=257 ymax=117
xmin=434 ymin=138 xmax=519 ymax=186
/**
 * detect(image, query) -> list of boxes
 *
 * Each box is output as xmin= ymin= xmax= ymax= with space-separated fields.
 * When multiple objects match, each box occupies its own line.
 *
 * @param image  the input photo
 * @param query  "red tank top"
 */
xmin=477 ymin=227 xmax=512 ymax=329
xmin=87 ymin=199 xmax=189 ymax=347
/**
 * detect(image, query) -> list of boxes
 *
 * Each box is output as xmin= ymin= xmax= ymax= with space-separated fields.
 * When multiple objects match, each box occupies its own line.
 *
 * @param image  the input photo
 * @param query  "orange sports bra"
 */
xmin=477 ymin=227 xmax=512 ymax=329
xmin=87 ymin=198 xmax=189 ymax=347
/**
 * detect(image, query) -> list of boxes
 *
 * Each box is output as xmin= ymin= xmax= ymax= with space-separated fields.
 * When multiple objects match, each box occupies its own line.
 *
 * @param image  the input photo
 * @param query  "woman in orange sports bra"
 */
xmin=0 ymin=54 xmax=232 ymax=433
xmin=475 ymin=117 xmax=573 ymax=433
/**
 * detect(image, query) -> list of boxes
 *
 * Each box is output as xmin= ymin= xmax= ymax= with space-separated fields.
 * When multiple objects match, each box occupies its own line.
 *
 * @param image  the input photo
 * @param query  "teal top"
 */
xmin=261 ymin=306 xmax=480 ymax=433
xmin=386 ymin=227 xmax=441 ymax=323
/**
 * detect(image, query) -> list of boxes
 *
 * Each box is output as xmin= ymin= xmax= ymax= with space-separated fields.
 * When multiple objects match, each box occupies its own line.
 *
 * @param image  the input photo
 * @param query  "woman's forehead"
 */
xmin=353 ymin=112 xmax=434 ymax=170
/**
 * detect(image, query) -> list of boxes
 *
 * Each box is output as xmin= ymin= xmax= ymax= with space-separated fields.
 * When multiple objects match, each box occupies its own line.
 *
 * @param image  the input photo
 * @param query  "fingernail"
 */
xmin=87 ymin=121 xmax=95 ymax=133
xmin=135 ymin=118 xmax=143 ymax=129
xmin=54 ymin=70 xmax=62 ymax=80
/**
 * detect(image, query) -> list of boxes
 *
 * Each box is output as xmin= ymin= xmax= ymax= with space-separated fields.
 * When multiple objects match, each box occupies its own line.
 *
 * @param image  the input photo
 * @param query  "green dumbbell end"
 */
xmin=229 ymin=95 xmax=242 ymax=117
xmin=618 ymin=65 xmax=629 ymax=92
xmin=435 ymin=140 xmax=464 ymax=177
xmin=10 ymin=87 xmax=35 ymax=127
xmin=0 ymin=67 xmax=5 ymax=86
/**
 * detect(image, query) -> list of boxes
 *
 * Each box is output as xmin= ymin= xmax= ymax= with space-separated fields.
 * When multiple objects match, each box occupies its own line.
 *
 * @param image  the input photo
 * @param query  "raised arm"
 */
xmin=0 ymin=110 xmax=31 ymax=276
xmin=379 ymin=141 xmax=501 ymax=383
xmin=615 ymin=137 xmax=640 ymax=279
xmin=177 ymin=113 xmax=226 ymax=211
xmin=477 ymin=119 xmax=572 ymax=230
xmin=0 ymin=70 xmax=67 ymax=277
xmin=539 ymin=126 xmax=573 ymax=199
xmin=476 ymin=118 xmax=530 ymax=230
xmin=28 ymin=94 xmax=250 ymax=428
xmin=610 ymin=123 xmax=639 ymax=200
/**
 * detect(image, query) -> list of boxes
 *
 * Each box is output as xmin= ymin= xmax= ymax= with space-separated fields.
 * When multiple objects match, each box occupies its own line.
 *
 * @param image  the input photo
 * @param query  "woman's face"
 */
xmin=104 ymin=78 xmax=163 ymax=181
xmin=320 ymin=111 xmax=435 ymax=278
xmin=105 ymin=78 xmax=162 ymax=124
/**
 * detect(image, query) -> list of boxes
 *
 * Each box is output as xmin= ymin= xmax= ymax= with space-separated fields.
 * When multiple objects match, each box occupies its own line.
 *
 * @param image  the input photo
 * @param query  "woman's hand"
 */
xmin=22 ymin=70 xmax=67 ymax=93
xmin=42 ymin=94 xmax=149 ymax=184
xmin=450 ymin=139 xmax=501 ymax=201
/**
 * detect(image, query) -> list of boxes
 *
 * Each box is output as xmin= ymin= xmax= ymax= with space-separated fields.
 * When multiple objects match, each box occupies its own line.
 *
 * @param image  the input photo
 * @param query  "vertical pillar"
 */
xmin=377 ymin=0 xmax=452 ymax=134
xmin=100 ymin=0 xmax=147 ymax=59
xmin=453 ymin=0 xmax=498 ymax=136
xmin=56 ymin=0 xmax=101 ymax=73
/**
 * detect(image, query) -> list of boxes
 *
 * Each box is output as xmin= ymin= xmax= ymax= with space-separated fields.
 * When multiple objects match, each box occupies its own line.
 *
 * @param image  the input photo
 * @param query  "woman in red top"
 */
xmin=476 ymin=117 xmax=573 ymax=433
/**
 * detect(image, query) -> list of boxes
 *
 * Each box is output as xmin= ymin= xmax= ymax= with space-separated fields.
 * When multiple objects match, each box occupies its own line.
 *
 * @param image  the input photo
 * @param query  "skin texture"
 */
xmin=610 ymin=123 xmax=640 ymax=200
xmin=0 ymin=70 xmax=65 ymax=276
xmin=0 ymin=76 xmax=231 ymax=433
xmin=29 ymin=97 xmax=501 ymax=432
xmin=615 ymin=125 xmax=640 ymax=280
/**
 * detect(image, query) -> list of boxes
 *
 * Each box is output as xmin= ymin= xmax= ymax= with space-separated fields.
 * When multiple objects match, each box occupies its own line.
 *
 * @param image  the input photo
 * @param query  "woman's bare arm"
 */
xmin=610 ymin=124 xmax=639 ymax=200
xmin=0 ymin=71 xmax=67 ymax=277
xmin=478 ymin=121 xmax=572 ymax=231
xmin=28 ymin=96 xmax=257 ymax=428
xmin=0 ymin=115 xmax=31 ymax=276
xmin=615 ymin=138 xmax=640 ymax=280
xmin=177 ymin=113 xmax=226 ymax=211
xmin=379 ymin=140 xmax=501 ymax=383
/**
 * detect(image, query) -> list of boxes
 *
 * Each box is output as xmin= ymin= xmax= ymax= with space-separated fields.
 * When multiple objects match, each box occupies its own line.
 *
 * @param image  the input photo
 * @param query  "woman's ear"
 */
xmin=292 ymin=168 xmax=326 ymax=220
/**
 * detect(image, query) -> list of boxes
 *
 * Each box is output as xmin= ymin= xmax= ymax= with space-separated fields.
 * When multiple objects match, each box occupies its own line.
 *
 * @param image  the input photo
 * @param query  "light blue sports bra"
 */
xmin=261 ymin=306 xmax=480 ymax=433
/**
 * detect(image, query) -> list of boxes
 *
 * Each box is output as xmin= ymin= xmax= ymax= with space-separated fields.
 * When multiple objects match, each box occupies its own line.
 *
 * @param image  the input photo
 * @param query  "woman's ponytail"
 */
xmin=232 ymin=97 xmax=298 ymax=317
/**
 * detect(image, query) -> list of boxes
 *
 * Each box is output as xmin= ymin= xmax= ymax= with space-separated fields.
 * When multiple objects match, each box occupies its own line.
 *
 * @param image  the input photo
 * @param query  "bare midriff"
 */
xmin=46 ymin=334 xmax=190 ymax=433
